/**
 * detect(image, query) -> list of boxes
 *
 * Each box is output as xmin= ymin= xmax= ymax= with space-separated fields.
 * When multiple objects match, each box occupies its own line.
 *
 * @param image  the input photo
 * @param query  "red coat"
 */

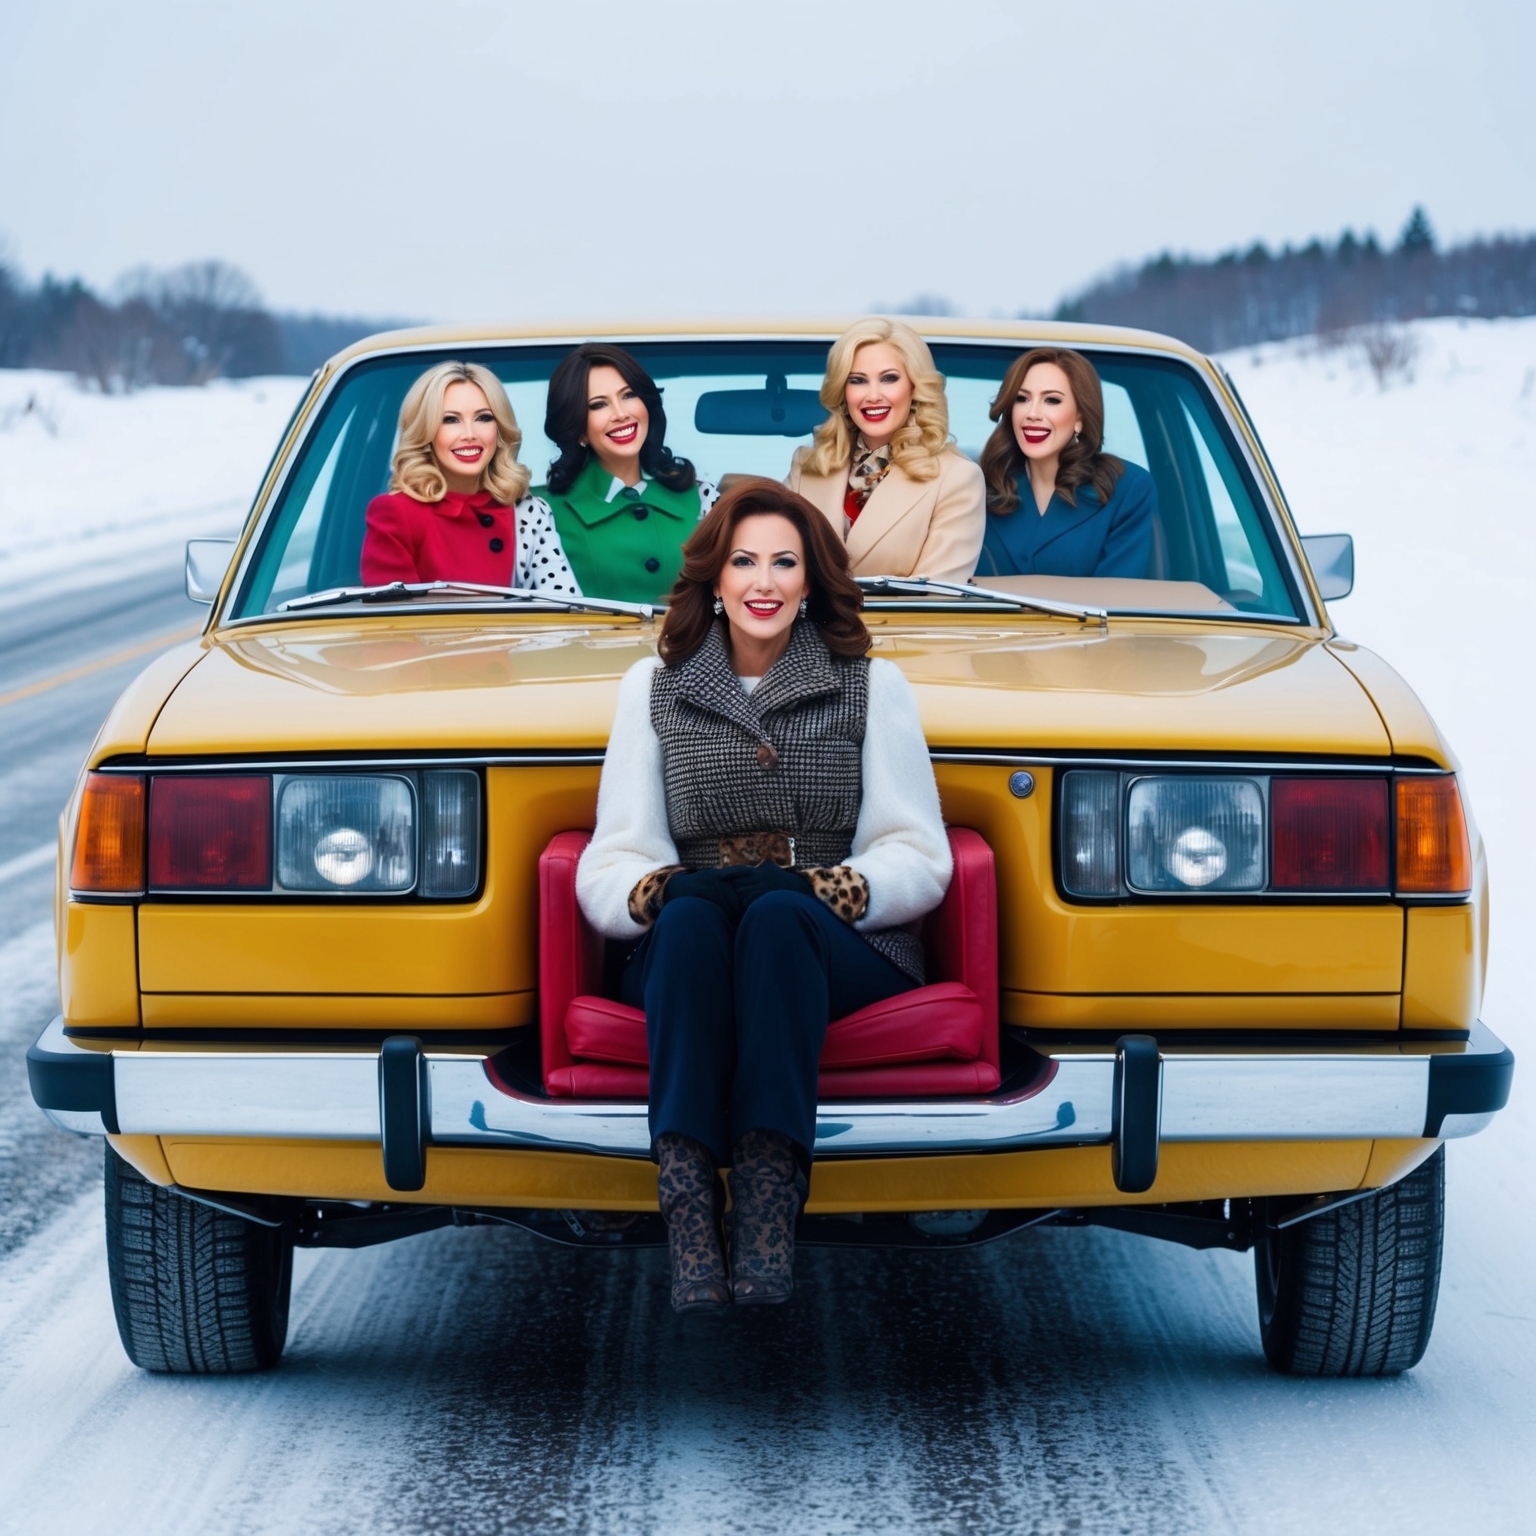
xmin=360 ymin=490 xmax=515 ymax=586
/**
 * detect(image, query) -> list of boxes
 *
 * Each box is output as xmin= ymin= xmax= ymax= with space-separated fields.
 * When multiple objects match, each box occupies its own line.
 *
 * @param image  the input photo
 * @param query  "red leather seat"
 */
xmin=535 ymin=827 xmax=1000 ymax=1099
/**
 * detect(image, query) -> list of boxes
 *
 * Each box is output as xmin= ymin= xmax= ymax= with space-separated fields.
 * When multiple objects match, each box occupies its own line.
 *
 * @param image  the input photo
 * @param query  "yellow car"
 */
xmin=28 ymin=320 xmax=1512 ymax=1378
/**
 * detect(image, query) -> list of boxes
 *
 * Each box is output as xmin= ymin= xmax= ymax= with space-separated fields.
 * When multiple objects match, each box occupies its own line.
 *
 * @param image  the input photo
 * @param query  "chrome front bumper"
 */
xmin=28 ymin=1016 xmax=1514 ymax=1193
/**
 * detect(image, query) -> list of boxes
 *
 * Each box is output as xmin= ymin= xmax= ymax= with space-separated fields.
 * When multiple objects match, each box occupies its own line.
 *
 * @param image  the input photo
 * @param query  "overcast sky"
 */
xmin=1 ymin=0 xmax=1532 ymax=325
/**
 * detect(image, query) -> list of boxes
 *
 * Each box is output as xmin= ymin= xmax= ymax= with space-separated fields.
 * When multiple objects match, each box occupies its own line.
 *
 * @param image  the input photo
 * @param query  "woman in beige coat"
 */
xmin=788 ymin=318 xmax=985 ymax=583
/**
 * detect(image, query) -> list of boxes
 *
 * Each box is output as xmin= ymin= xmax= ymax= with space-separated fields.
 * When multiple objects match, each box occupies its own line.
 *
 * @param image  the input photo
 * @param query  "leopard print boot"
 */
xmin=728 ymin=1129 xmax=808 ymax=1305
xmin=655 ymin=1132 xmax=730 ymax=1313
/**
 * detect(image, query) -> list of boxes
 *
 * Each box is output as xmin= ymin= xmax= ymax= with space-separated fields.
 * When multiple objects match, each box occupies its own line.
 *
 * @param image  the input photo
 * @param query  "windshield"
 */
xmin=231 ymin=340 xmax=1303 ymax=622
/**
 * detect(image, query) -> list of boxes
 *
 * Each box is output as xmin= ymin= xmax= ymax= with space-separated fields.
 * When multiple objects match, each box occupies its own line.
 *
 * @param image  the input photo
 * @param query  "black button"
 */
xmin=619 ymin=485 xmax=644 ymax=501
xmin=489 ymin=538 xmax=505 ymax=553
xmin=477 ymin=512 xmax=495 ymax=527
xmin=644 ymin=557 xmax=661 ymax=573
xmin=632 ymin=505 xmax=649 ymax=520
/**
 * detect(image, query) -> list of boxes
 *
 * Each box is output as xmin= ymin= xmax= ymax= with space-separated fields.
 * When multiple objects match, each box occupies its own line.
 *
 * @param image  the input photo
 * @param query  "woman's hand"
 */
xmin=658 ymin=862 xmax=814 ymax=924
xmin=729 ymin=861 xmax=810 ymax=909
xmin=801 ymin=865 xmax=870 ymax=923
xmin=661 ymin=867 xmax=751 ymax=922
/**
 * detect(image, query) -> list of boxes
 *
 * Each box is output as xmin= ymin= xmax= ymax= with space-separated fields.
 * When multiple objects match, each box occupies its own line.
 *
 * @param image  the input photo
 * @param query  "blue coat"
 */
xmin=976 ymin=461 xmax=1158 ymax=580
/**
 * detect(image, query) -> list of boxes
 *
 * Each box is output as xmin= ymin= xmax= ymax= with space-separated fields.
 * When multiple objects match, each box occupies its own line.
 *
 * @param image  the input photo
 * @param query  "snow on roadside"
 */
xmin=0 ymin=370 xmax=307 ymax=605
xmin=1219 ymin=316 xmax=1536 ymax=1043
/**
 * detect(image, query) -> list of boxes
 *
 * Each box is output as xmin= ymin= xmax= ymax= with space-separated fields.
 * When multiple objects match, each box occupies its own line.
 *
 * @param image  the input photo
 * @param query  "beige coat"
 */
xmin=789 ymin=447 xmax=986 ymax=584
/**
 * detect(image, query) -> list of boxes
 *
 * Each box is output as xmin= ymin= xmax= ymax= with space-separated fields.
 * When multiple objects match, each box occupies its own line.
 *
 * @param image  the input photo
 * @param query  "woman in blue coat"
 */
xmin=975 ymin=348 xmax=1157 ymax=580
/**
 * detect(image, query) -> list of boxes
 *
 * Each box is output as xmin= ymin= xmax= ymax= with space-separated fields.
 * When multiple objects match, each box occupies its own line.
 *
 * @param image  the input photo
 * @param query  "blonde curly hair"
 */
xmin=389 ymin=361 xmax=531 ymax=504
xmin=798 ymin=318 xmax=953 ymax=483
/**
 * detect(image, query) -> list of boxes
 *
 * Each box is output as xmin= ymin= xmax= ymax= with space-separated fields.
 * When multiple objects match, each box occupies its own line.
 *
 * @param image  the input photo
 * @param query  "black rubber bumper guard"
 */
xmin=377 ymin=1035 xmax=429 ymax=1192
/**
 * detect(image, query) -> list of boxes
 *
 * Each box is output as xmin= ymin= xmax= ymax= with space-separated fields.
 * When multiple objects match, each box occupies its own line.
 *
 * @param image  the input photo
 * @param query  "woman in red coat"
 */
xmin=361 ymin=361 xmax=580 ymax=594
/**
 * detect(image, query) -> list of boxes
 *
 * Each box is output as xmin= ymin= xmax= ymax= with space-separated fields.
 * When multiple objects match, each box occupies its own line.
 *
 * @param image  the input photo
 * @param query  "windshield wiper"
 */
xmin=275 ymin=581 xmax=655 ymax=621
xmin=855 ymin=576 xmax=1107 ymax=626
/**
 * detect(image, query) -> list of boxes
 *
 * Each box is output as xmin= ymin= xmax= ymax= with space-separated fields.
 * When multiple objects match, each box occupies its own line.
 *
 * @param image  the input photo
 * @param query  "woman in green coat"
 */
xmin=535 ymin=344 xmax=717 ymax=605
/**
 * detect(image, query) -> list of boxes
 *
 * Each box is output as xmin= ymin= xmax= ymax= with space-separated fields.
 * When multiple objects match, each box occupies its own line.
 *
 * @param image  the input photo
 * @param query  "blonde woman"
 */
xmin=361 ymin=360 xmax=580 ymax=593
xmin=788 ymin=318 xmax=984 ymax=583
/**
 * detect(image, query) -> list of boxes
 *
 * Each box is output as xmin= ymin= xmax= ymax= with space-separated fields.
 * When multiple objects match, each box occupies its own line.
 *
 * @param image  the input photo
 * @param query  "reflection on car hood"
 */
xmin=145 ymin=618 xmax=1389 ymax=756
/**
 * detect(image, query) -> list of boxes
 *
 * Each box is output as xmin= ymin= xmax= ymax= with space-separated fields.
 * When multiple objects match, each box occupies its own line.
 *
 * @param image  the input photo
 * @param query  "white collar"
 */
xmin=604 ymin=473 xmax=650 ymax=503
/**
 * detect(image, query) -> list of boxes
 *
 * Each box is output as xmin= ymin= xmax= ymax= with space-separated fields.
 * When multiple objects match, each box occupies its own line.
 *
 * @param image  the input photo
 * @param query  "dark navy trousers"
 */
xmin=621 ymin=890 xmax=913 ymax=1165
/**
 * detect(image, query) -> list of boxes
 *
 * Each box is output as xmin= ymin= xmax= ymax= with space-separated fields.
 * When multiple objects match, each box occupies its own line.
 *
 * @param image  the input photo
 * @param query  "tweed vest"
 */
xmin=649 ymin=618 xmax=923 ymax=982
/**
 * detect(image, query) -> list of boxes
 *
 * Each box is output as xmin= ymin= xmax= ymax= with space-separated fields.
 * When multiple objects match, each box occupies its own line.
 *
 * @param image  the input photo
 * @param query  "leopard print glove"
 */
xmin=627 ymin=865 xmax=686 ymax=927
xmin=801 ymin=865 xmax=869 ymax=924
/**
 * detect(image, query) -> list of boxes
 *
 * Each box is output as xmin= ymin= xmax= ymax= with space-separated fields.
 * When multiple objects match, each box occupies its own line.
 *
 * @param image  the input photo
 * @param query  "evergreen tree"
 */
xmin=1399 ymin=206 xmax=1435 ymax=254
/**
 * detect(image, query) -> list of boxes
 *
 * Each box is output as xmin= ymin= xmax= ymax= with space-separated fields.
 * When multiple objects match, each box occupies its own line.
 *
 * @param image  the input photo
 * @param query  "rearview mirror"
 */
xmin=1301 ymin=533 xmax=1353 ymax=601
xmin=694 ymin=374 xmax=824 ymax=437
xmin=185 ymin=539 xmax=237 ymax=604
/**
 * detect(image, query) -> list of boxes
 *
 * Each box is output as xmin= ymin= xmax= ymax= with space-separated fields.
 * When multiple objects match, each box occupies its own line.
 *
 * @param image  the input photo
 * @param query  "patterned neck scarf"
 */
xmin=844 ymin=437 xmax=893 ymax=525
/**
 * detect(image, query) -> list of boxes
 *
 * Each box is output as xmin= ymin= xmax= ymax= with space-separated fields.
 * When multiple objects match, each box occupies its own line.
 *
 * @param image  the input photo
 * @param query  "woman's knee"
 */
xmin=735 ymin=889 xmax=827 ymax=956
xmin=651 ymin=894 xmax=734 ymax=952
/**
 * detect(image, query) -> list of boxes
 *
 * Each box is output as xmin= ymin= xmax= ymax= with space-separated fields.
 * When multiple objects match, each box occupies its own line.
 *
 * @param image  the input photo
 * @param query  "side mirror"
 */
xmin=1301 ymin=533 xmax=1353 ymax=601
xmin=185 ymin=538 xmax=237 ymax=604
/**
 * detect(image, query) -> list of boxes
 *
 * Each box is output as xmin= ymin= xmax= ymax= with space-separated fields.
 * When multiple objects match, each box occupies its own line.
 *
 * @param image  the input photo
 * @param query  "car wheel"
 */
xmin=1255 ymin=1145 xmax=1444 ymax=1376
xmin=104 ymin=1143 xmax=293 ymax=1373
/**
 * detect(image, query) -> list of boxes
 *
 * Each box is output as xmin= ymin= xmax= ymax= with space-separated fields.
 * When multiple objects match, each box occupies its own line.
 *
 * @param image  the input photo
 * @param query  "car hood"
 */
xmin=144 ymin=617 xmax=1390 ymax=757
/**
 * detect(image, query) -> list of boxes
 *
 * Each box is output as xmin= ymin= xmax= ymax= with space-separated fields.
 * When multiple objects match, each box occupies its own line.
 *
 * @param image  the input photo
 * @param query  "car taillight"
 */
xmin=1271 ymin=777 xmax=1389 ymax=890
xmin=71 ymin=773 xmax=145 ymax=893
xmin=1060 ymin=770 xmax=1119 ymax=896
xmin=1397 ymin=776 xmax=1472 ymax=894
xmin=419 ymin=769 xmax=480 ymax=898
xmin=148 ymin=776 xmax=272 ymax=890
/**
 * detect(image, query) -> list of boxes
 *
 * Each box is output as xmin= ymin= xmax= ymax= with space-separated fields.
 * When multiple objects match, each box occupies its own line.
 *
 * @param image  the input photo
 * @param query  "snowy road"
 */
xmin=1 ymin=324 xmax=1534 ymax=1534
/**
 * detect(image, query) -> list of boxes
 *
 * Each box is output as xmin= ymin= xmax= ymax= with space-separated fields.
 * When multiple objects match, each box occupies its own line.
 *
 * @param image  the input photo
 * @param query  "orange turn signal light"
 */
xmin=1396 ymin=776 xmax=1472 ymax=894
xmin=70 ymin=772 xmax=146 ymax=893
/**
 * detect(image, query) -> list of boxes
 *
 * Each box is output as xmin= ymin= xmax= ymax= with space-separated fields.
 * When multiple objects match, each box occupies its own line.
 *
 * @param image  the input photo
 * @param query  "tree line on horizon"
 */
xmin=1050 ymin=208 xmax=1536 ymax=353
xmin=6 ymin=209 xmax=1536 ymax=390
xmin=0 ymin=255 xmax=403 ymax=389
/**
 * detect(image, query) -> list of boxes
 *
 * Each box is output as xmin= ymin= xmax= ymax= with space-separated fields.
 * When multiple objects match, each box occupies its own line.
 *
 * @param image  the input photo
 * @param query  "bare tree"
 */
xmin=1355 ymin=324 xmax=1420 ymax=389
xmin=117 ymin=260 xmax=285 ymax=380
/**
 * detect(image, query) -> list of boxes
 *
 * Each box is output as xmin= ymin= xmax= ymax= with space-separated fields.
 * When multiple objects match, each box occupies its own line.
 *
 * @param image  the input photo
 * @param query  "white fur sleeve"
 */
xmin=576 ymin=656 xmax=677 ymax=939
xmin=846 ymin=658 xmax=952 ymax=929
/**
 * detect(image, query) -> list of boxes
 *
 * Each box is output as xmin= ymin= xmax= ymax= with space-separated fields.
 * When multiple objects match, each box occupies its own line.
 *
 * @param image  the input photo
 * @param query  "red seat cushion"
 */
xmin=539 ymin=1059 xmax=1002 ymax=1101
xmin=565 ymin=997 xmax=649 ymax=1066
xmin=819 ymin=983 xmax=982 ymax=1067
xmin=565 ymin=981 xmax=984 ymax=1072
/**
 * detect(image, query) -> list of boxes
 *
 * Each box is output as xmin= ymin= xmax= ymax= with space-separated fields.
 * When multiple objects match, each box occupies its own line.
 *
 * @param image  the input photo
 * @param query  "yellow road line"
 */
xmin=0 ymin=625 xmax=201 ymax=709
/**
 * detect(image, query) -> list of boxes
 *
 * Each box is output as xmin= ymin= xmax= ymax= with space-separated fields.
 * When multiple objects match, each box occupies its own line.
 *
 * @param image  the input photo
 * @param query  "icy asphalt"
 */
xmin=0 ymin=323 xmax=1534 ymax=1534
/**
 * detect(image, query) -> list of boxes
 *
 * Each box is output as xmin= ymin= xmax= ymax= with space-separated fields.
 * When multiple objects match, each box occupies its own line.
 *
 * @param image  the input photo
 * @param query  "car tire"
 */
xmin=1255 ymin=1145 xmax=1444 ymax=1376
xmin=104 ymin=1144 xmax=293 ymax=1373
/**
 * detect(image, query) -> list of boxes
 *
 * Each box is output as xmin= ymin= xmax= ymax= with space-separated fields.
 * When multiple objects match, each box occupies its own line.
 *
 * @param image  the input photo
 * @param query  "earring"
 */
xmin=799 ymin=598 xmax=809 ymax=617
xmin=713 ymin=597 xmax=724 ymax=615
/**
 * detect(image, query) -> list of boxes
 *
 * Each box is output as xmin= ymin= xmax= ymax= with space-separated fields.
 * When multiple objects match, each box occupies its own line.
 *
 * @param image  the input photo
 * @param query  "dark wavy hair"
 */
xmin=980 ymin=347 xmax=1124 ymax=516
xmin=657 ymin=479 xmax=869 ymax=666
xmin=543 ymin=343 xmax=697 ymax=495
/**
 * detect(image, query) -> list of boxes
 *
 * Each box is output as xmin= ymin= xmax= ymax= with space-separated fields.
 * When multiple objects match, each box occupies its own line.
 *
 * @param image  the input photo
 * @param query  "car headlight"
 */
xmin=1127 ymin=776 xmax=1265 ymax=893
xmin=277 ymin=775 xmax=415 ymax=893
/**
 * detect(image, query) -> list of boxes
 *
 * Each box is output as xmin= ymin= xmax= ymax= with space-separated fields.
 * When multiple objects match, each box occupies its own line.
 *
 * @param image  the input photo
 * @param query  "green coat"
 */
xmin=535 ymin=456 xmax=708 ymax=605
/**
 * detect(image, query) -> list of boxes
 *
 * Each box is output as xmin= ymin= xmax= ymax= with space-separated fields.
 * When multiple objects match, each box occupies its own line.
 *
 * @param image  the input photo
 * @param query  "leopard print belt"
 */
xmin=674 ymin=831 xmax=853 ymax=871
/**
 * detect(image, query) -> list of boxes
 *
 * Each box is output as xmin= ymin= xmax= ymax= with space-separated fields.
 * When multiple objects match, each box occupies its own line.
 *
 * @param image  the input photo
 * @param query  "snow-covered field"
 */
xmin=0 ymin=370 xmax=307 ymax=604
xmin=1225 ymin=316 xmax=1536 ymax=1035
xmin=0 ymin=319 xmax=1533 ymax=1533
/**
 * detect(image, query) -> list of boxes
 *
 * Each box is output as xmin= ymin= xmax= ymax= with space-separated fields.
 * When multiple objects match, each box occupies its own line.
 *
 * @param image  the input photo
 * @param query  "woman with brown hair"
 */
xmin=975 ymin=347 xmax=1157 ymax=580
xmin=577 ymin=479 xmax=951 ymax=1312
xmin=788 ymin=317 xmax=985 ymax=582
